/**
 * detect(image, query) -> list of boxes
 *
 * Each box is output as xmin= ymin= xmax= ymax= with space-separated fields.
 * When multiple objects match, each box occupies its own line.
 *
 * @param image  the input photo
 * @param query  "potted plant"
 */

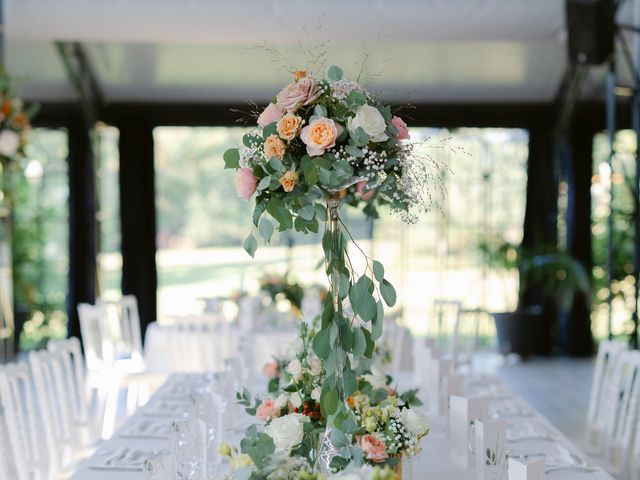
xmin=480 ymin=236 xmax=590 ymax=357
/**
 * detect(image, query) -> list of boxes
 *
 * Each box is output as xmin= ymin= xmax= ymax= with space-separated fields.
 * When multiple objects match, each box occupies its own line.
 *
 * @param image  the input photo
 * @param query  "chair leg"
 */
xmin=101 ymin=380 xmax=119 ymax=439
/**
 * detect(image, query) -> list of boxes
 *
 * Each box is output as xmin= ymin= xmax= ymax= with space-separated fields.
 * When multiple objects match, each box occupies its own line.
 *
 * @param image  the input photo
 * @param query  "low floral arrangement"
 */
xmin=224 ymin=62 xmax=444 ymax=476
xmin=226 ymin=321 xmax=428 ymax=478
xmin=259 ymin=274 xmax=306 ymax=314
xmin=0 ymin=66 xmax=35 ymax=166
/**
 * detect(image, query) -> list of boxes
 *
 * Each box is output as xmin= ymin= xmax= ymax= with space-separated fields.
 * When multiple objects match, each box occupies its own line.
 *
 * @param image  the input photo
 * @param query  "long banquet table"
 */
xmin=70 ymin=371 xmax=613 ymax=480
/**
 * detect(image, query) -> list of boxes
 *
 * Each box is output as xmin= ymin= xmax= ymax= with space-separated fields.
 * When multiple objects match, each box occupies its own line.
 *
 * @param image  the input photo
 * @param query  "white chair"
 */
xmin=77 ymin=302 xmax=114 ymax=371
xmin=431 ymin=299 xmax=462 ymax=351
xmin=585 ymin=340 xmax=627 ymax=452
xmin=451 ymin=308 xmax=483 ymax=372
xmin=97 ymin=295 xmax=145 ymax=372
xmin=602 ymin=350 xmax=640 ymax=477
xmin=0 ymin=362 xmax=55 ymax=480
xmin=47 ymin=338 xmax=101 ymax=445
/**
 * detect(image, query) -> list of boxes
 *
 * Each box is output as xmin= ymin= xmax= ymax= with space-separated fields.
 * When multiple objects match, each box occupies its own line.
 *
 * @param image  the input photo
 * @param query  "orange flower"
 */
xmin=276 ymin=113 xmax=303 ymax=141
xmin=300 ymin=118 xmax=343 ymax=156
xmin=279 ymin=171 xmax=299 ymax=192
xmin=13 ymin=112 xmax=28 ymax=129
xmin=294 ymin=70 xmax=307 ymax=80
xmin=346 ymin=396 xmax=355 ymax=408
xmin=1 ymin=101 xmax=11 ymax=117
xmin=264 ymin=134 xmax=285 ymax=160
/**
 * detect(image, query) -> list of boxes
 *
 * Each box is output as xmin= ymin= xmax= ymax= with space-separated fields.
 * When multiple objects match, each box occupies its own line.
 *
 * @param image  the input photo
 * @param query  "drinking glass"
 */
xmin=189 ymin=392 xmax=219 ymax=468
xmin=143 ymin=453 xmax=167 ymax=480
xmin=171 ymin=420 xmax=204 ymax=480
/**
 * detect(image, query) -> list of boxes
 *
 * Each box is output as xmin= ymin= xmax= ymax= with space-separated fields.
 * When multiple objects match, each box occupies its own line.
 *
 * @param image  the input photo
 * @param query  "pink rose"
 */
xmin=358 ymin=434 xmax=388 ymax=463
xmin=256 ymin=399 xmax=282 ymax=421
xmin=262 ymin=360 xmax=280 ymax=379
xmin=300 ymin=118 xmax=343 ymax=157
xmin=356 ymin=180 xmax=376 ymax=201
xmin=391 ymin=116 xmax=410 ymax=141
xmin=276 ymin=78 xmax=322 ymax=113
xmin=235 ymin=167 xmax=257 ymax=200
xmin=257 ymin=103 xmax=283 ymax=128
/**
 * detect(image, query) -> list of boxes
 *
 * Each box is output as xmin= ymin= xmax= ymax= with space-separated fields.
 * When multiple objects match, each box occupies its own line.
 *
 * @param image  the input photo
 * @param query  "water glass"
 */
xmin=189 ymin=392 xmax=220 ymax=467
xmin=143 ymin=453 xmax=167 ymax=480
xmin=171 ymin=420 xmax=205 ymax=480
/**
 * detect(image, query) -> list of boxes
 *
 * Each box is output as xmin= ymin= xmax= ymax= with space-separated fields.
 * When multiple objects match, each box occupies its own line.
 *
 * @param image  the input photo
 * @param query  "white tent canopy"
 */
xmin=3 ymin=0 xmax=636 ymax=104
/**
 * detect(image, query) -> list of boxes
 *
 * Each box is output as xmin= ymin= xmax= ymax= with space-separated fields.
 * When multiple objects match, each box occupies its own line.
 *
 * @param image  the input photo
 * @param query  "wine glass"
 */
xmin=189 ymin=392 xmax=219 ymax=469
xmin=143 ymin=453 xmax=166 ymax=480
xmin=171 ymin=420 xmax=204 ymax=480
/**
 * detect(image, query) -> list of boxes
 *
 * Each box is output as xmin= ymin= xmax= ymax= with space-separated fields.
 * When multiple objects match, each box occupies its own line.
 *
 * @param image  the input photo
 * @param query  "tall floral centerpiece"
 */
xmin=0 ymin=66 xmax=35 ymax=363
xmin=224 ymin=65 xmax=440 ymax=476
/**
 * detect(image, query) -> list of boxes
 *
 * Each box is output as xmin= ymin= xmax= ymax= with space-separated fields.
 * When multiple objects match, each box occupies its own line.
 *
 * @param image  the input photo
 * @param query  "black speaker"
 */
xmin=566 ymin=0 xmax=615 ymax=65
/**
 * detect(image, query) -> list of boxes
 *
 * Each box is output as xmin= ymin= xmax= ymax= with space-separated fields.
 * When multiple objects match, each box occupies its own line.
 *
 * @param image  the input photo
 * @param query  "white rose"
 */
xmin=275 ymin=394 xmax=288 ymax=409
xmin=288 ymin=393 xmax=302 ymax=409
xmin=311 ymin=386 xmax=321 ymax=402
xmin=0 ymin=130 xmax=20 ymax=157
xmin=363 ymin=364 xmax=388 ymax=390
xmin=287 ymin=359 xmax=303 ymax=381
xmin=265 ymin=413 xmax=309 ymax=451
xmin=308 ymin=356 xmax=322 ymax=376
xmin=348 ymin=105 xmax=389 ymax=142
xmin=400 ymin=408 xmax=430 ymax=437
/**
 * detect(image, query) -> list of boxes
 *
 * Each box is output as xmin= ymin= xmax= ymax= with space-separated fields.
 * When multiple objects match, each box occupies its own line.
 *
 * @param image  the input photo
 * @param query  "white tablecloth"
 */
xmin=144 ymin=322 xmax=298 ymax=372
xmin=70 ymin=372 xmax=614 ymax=480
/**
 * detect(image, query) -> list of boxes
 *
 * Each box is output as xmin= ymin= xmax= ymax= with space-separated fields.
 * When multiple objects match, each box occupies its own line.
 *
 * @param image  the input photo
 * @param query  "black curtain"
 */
xmin=118 ymin=119 xmax=156 ymax=342
xmin=67 ymin=115 xmax=97 ymax=340
xmin=565 ymin=123 xmax=597 ymax=356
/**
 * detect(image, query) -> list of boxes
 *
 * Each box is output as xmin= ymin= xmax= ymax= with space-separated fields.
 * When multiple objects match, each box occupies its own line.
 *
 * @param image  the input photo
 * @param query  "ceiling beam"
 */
xmin=54 ymin=41 xmax=104 ymax=123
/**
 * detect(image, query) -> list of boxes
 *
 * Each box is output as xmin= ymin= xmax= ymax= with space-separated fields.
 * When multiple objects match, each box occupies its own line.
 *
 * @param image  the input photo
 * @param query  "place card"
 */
xmin=474 ymin=420 xmax=506 ymax=480
xmin=446 ymin=374 xmax=466 ymax=434
xmin=508 ymin=458 xmax=545 ymax=480
xmin=450 ymin=395 xmax=488 ymax=468
xmin=413 ymin=338 xmax=440 ymax=385
xmin=426 ymin=357 xmax=451 ymax=415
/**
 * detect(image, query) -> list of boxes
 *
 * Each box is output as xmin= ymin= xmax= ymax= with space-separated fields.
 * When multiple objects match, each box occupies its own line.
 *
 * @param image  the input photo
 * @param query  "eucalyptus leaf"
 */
xmin=243 ymin=233 xmax=257 ymax=258
xmin=381 ymin=279 xmax=397 ymax=307
xmin=372 ymin=260 xmax=385 ymax=282
xmin=298 ymin=204 xmax=316 ymax=221
xmin=257 ymin=176 xmax=271 ymax=191
xmin=372 ymin=300 xmax=384 ymax=340
xmin=313 ymin=327 xmax=332 ymax=359
xmin=258 ymin=218 xmax=274 ymax=243
xmin=223 ymin=148 xmax=240 ymax=169
xmin=327 ymin=65 xmax=344 ymax=82
xmin=320 ymin=389 xmax=340 ymax=415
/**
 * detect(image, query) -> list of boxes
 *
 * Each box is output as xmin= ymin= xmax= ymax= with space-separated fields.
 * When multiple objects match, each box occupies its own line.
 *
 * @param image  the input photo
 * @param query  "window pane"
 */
xmin=96 ymin=125 xmax=122 ymax=301
xmin=14 ymin=128 xmax=69 ymax=350
xmin=154 ymin=126 xmax=528 ymax=335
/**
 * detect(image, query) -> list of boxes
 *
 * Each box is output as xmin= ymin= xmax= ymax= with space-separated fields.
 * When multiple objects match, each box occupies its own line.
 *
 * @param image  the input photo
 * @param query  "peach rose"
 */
xmin=257 ymin=103 xmax=283 ymax=128
xmin=235 ymin=168 xmax=257 ymax=200
xmin=279 ymin=171 xmax=299 ymax=192
xmin=262 ymin=360 xmax=280 ymax=379
xmin=276 ymin=78 xmax=322 ymax=112
xmin=256 ymin=399 xmax=282 ymax=421
xmin=300 ymin=118 xmax=343 ymax=156
xmin=356 ymin=180 xmax=376 ymax=201
xmin=358 ymin=434 xmax=388 ymax=463
xmin=391 ymin=116 xmax=410 ymax=141
xmin=264 ymin=134 xmax=286 ymax=160
xmin=276 ymin=113 xmax=303 ymax=141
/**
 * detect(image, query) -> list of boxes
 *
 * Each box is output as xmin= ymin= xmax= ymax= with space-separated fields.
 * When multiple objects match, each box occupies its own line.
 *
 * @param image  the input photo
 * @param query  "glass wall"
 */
xmin=96 ymin=124 xmax=122 ymax=301
xmin=154 ymin=126 xmax=528 ymax=336
xmin=591 ymin=130 xmax=637 ymax=340
xmin=15 ymin=128 xmax=69 ymax=350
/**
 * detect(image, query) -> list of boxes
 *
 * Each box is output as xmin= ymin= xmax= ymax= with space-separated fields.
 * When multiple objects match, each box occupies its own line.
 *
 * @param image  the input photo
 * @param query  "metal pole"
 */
xmin=606 ymin=59 xmax=617 ymax=340
xmin=632 ymin=0 xmax=640 ymax=348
